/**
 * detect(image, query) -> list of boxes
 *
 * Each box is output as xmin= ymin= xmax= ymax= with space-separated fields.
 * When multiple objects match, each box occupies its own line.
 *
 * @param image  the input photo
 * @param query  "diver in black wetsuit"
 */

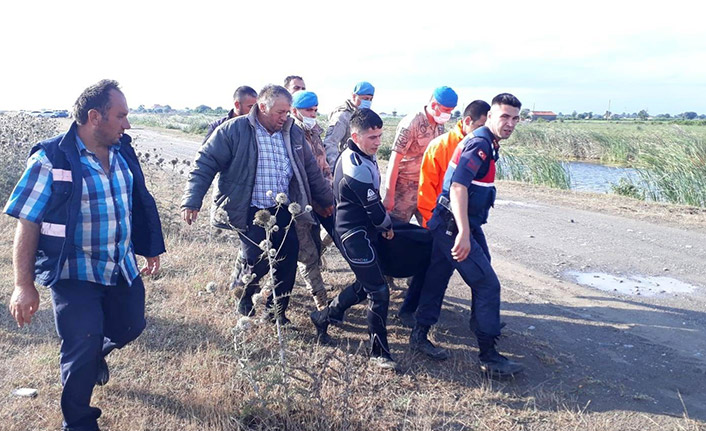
xmin=310 ymin=108 xmax=398 ymax=369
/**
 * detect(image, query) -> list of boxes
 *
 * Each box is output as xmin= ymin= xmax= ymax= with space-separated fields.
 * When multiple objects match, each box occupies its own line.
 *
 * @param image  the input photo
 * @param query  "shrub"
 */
xmin=0 ymin=113 xmax=60 ymax=201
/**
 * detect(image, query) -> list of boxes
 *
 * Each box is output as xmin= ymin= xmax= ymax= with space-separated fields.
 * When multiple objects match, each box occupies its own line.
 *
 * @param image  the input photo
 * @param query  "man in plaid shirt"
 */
xmin=182 ymin=85 xmax=333 ymax=325
xmin=6 ymin=79 xmax=165 ymax=431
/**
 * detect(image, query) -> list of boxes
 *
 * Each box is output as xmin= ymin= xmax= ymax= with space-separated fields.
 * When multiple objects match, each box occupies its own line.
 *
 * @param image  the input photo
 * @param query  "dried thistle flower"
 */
xmin=213 ymin=207 xmax=230 ymax=225
xmin=271 ymin=225 xmax=280 ymax=232
xmin=268 ymin=248 xmax=277 ymax=257
xmin=258 ymin=239 xmax=272 ymax=251
xmin=254 ymin=209 xmax=273 ymax=227
xmin=266 ymin=190 xmax=274 ymax=198
xmin=235 ymin=316 xmax=252 ymax=331
xmin=252 ymin=292 xmax=265 ymax=306
xmin=304 ymin=205 xmax=313 ymax=213
xmin=275 ymin=192 xmax=288 ymax=204
xmin=288 ymin=202 xmax=301 ymax=215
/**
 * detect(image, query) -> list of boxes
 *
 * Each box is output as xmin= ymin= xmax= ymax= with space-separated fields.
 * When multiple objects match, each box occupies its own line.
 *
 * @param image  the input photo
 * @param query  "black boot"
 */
xmin=328 ymin=282 xmax=367 ymax=325
xmin=310 ymin=307 xmax=332 ymax=344
xmin=478 ymin=340 xmax=523 ymax=377
xmin=237 ymin=283 xmax=259 ymax=316
xmin=409 ymin=324 xmax=450 ymax=360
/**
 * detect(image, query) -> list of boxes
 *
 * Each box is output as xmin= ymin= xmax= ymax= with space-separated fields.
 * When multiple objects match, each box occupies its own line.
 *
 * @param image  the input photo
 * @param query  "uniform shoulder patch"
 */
xmin=477 ymin=149 xmax=487 ymax=161
xmin=367 ymin=189 xmax=377 ymax=201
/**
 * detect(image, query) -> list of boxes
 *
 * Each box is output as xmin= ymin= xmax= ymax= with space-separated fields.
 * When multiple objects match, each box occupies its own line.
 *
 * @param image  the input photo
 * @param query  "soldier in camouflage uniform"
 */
xmin=291 ymin=91 xmax=334 ymax=310
xmin=322 ymin=81 xmax=375 ymax=170
xmin=383 ymin=86 xmax=458 ymax=225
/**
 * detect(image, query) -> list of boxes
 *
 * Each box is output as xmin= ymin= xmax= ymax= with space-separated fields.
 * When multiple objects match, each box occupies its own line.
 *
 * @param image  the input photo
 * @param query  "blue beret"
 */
xmin=353 ymin=81 xmax=375 ymax=96
xmin=433 ymin=86 xmax=458 ymax=108
xmin=292 ymin=91 xmax=318 ymax=109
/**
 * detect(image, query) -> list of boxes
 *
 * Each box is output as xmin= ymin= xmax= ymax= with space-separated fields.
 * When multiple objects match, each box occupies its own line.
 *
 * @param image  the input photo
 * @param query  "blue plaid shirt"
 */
xmin=251 ymin=119 xmax=293 ymax=208
xmin=4 ymin=136 xmax=139 ymax=286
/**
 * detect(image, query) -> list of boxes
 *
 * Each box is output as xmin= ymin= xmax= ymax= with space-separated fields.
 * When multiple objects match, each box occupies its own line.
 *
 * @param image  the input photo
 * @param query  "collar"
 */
xmin=347 ymin=139 xmax=375 ymax=162
xmin=249 ymin=103 xmax=293 ymax=135
xmin=74 ymin=127 xmax=122 ymax=154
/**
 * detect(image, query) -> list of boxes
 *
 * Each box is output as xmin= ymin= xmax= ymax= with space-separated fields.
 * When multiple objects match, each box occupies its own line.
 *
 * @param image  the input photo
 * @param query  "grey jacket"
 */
xmin=181 ymin=104 xmax=334 ymax=230
xmin=323 ymin=99 xmax=357 ymax=168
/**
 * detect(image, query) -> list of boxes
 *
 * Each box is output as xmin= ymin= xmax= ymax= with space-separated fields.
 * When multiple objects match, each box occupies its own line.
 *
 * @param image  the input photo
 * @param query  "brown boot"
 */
xmin=313 ymin=289 xmax=329 ymax=311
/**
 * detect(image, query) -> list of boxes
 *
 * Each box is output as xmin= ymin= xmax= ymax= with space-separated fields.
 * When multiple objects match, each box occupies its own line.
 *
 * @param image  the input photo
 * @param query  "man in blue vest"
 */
xmin=5 ymin=79 xmax=165 ymax=431
xmin=409 ymin=93 xmax=524 ymax=377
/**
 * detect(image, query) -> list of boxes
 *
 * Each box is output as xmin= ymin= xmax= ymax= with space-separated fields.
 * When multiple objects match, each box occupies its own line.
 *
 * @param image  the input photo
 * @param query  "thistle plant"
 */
xmin=232 ymin=190 xmax=313 ymax=408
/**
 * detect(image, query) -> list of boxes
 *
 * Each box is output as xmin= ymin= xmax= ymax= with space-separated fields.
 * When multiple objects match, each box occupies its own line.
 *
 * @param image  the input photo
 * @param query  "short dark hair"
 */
xmin=350 ymin=108 xmax=383 ymax=133
xmin=463 ymin=100 xmax=491 ymax=122
xmin=283 ymin=75 xmax=303 ymax=87
xmin=258 ymin=84 xmax=292 ymax=109
xmin=73 ymin=79 xmax=122 ymax=125
xmin=491 ymin=93 xmax=522 ymax=109
xmin=233 ymin=85 xmax=257 ymax=101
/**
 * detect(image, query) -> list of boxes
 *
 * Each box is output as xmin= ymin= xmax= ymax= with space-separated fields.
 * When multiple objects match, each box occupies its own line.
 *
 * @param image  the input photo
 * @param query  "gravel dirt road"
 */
xmin=431 ymin=182 xmax=706 ymax=422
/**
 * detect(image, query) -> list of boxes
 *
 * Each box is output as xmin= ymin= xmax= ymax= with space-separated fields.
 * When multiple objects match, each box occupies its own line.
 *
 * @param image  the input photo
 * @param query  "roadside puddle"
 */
xmin=566 ymin=271 xmax=698 ymax=297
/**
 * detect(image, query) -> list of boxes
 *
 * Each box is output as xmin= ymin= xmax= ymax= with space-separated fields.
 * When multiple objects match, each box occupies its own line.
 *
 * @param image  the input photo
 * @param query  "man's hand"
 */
xmin=9 ymin=284 xmax=40 ymax=328
xmin=140 ymin=256 xmax=161 ymax=276
xmin=382 ymin=228 xmax=395 ymax=240
xmin=382 ymin=193 xmax=394 ymax=212
xmin=315 ymin=205 xmax=334 ymax=218
xmin=451 ymin=231 xmax=471 ymax=262
xmin=182 ymin=208 xmax=199 ymax=225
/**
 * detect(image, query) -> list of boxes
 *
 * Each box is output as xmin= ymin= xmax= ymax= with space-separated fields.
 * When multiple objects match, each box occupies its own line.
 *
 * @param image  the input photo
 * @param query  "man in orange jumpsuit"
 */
xmin=417 ymin=100 xmax=490 ymax=228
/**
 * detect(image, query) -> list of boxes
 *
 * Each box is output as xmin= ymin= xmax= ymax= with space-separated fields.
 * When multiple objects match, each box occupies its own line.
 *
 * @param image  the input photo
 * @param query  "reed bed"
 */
xmin=507 ymin=122 xmax=706 ymax=207
xmin=497 ymin=148 xmax=571 ymax=189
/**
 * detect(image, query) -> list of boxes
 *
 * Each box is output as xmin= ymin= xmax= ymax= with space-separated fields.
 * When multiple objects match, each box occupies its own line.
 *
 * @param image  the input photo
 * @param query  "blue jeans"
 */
xmin=51 ymin=275 xmax=146 ymax=431
xmin=414 ymin=225 xmax=501 ymax=345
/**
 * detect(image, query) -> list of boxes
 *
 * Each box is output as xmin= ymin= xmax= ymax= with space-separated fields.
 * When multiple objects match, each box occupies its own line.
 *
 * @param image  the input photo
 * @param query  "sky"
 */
xmin=2 ymin=0 xmax=705 ymax=116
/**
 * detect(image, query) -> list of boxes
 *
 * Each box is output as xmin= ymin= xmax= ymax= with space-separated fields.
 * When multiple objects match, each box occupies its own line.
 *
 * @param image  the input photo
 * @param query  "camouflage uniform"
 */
xmin=295 ymin=119 xmax=332 ymax=310
xmin=389 ymin=109 xmax=444 ymax=223
xmin=322 ymin=99 xmax=357 ymax=169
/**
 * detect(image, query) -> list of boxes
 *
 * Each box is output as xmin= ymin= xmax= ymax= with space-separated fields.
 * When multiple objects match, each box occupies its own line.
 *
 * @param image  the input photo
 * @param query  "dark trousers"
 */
xmin=330 ymin=228 xmax=391 ymax=356
xmin=233 ymin=210 xmax=328 ymax=291
xmin=398 ymin=267 xmax=428 ymax=315
xmin=50 ymin=275 xmax=146 ymax=431
xmin=414 ymin=225 xmax=501 ymax=347
xmin=238 ymin=206 xmax=299 ymax=317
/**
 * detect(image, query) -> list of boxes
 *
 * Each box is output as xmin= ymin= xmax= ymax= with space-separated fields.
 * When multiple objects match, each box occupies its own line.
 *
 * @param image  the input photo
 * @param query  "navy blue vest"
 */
xmin=30 ymin=123 xmax=165 ymax=286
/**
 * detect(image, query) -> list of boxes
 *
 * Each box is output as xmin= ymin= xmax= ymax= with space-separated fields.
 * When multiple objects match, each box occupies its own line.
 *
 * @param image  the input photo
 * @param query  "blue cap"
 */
xmin=432 ymin=86 xmax=458 ymax=108
xmin=292 ymin=91 xmax=318 ymax=109
xmin=353 ymin=81 xmax=375 ymax=96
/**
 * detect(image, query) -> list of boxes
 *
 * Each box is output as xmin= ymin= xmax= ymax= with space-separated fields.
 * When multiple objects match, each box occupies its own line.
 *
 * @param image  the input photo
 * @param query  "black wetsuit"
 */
xmin=330 ymin=139 xmax=393 ymax=357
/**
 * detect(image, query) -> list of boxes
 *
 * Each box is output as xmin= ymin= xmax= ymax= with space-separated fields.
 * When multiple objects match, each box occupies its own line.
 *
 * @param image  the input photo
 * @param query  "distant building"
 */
xmin=529 ymin=111 xmax=557 ymax=121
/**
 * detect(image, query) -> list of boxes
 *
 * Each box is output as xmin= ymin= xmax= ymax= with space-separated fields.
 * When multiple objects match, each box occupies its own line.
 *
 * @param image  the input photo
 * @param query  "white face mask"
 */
xmin=301 ymin=116 xmax=317 ymax=129
xmin=433 ymin=112 xmax=451 ymax=124
xmin=358 ymin=99 xmax=372 ymax=109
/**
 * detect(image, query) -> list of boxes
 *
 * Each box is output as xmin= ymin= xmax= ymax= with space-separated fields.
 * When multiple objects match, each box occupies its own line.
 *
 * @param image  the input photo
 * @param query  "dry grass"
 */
xmin=1 ymin=149 xmax=705 ymax=430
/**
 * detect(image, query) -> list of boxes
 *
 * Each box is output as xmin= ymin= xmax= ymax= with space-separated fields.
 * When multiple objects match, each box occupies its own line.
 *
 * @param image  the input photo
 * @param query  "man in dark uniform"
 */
xmin=409 ymin=93 xmax=525 ymax=377
xmin=203 ymin=85 xmax=257 ymax=143
xmin=310 ymin=108 xmax=398 ymax=369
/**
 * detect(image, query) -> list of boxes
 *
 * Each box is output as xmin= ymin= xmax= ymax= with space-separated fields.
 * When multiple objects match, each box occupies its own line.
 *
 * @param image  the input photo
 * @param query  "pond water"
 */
xmin=566 ymin=271 xmax=698 ymax=297
xmin=563 ymin=161 xmax=640 ymax=193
